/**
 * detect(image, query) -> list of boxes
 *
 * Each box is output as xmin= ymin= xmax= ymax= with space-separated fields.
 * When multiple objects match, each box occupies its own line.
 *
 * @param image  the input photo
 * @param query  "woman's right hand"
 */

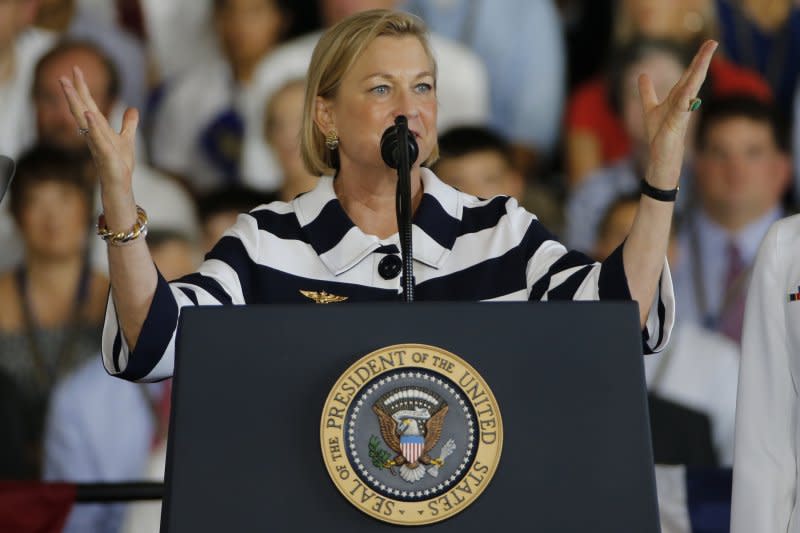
xmin=60 ymin=66 xmax=140 ymax=227
xmin=60 ymin=67 xmax=158 ymax=352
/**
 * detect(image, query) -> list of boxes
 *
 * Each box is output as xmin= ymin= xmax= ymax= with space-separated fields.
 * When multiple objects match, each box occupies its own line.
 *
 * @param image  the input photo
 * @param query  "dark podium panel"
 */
xmin=162 ymin=302 xmax=659 ymax=532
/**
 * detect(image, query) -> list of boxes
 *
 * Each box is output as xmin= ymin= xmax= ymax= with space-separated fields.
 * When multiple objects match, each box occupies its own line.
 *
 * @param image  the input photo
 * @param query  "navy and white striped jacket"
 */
xmin=102 ymin=169 xmax=674 ymax=381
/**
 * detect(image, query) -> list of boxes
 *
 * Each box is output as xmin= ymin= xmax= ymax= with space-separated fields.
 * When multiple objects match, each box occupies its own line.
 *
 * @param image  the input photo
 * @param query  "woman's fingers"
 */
xmin=673 ymin=39 xmax=706 ymax=91
xmin=58 ymin=65 xmax=136 ymax=187
xmin=638 ymin=73 xmax=659 ymax=114
xmin=85 ymin=111 xmax=117 ymax=162
xmin=59 ymin=76 xmax=90 ymax=129
xmin=73 ymin=66 xmax=103 ymax=116
xmin=60 ymin=79 xmax=112 ymax=155
xmin=674 ymin=40 xmax=717 ymax=110
xmin=60 ymin=71 xmax=116 ymax=141
xmin=86 ymin=111 xmax=134 ymax=182
xmin=648 ymin=40 xmax=717 ymax=138
xmin=120 ymin=107 xmax=139 ymax=145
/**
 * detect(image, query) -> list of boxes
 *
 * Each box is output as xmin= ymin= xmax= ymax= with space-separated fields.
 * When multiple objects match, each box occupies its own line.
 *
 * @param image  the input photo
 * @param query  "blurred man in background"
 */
xmin=433 ymin=126 xmax=525 ymax=202
xmin=674 ymin=95 xmax=791 ymax=344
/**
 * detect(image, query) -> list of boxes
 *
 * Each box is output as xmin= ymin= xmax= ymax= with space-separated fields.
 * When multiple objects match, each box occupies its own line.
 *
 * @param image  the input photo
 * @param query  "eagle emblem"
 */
xmin=321 ymin=345 xmax=502 ymax=525
xmin=299 ymin=290 xmax=348 ymax=304
xmin=372 ymin=387 xmax=456 ymax=483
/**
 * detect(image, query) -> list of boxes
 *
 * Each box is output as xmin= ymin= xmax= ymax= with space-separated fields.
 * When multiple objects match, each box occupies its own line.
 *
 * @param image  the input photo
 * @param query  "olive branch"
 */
xmin=368 ymin=435 xmax=392 ymax=469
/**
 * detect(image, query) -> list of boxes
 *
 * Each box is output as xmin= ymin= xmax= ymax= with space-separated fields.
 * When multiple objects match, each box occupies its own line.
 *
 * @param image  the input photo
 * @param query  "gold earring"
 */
xmin=325 ymin=130 xmax=339 ymax=150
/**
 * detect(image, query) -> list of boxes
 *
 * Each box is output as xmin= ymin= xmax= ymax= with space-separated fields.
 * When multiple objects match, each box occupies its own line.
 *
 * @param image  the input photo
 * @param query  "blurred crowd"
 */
xmin=1 ymin=0 xmax=799 ymax=531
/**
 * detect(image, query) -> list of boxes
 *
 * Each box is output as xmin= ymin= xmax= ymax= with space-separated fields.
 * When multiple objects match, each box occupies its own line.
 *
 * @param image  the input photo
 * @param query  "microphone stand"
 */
xmin=393 ymin=118 xmax=415 ymax=303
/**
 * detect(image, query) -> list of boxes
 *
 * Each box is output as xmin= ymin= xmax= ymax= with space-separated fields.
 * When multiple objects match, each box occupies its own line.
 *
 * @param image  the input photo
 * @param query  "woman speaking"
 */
xmin=58 ymin=10 xmax=716 ymax=382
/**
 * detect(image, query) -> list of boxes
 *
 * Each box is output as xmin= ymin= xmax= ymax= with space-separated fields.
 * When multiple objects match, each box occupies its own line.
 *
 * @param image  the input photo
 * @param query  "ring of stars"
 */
xmin=347 ymin=370 xmax=477 ymax=501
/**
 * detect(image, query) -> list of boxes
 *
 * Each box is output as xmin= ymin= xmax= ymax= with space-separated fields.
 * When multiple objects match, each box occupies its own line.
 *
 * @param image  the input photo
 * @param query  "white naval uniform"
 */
xmin=731 ymin=214 xmax=800 ymax=532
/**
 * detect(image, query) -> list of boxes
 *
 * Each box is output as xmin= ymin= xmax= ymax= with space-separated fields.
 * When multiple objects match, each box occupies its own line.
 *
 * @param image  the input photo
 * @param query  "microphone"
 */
xmin=380 ymin=116 xmax=419 ymax=170
xmin=380 ymin=116 xmax=417 ymax=301
xmin=0 ymin=155 xmax=15 ymax=205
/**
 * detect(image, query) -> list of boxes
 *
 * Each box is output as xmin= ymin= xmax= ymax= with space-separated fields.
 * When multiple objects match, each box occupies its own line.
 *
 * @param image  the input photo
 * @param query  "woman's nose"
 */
xmin=394 ymin=88 xmax=419 ymax=119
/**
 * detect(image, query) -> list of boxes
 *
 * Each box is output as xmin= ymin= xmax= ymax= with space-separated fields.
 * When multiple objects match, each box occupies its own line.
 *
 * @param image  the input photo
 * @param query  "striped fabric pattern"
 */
xmin=101 ymin=169 xmax=674 ymax=382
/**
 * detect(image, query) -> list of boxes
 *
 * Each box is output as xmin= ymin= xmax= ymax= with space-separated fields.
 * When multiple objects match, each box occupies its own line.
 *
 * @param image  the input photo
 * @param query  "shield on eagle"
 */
xmin=372 ymin=387 xmax=450 ymax=483
xmin=401 ymin=435 xmax=425 ymax=464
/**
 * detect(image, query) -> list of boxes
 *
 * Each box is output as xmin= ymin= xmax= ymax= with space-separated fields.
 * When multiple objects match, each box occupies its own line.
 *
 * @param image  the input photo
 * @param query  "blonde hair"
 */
xmin=301 ymin=9 xmax=439 ymax=176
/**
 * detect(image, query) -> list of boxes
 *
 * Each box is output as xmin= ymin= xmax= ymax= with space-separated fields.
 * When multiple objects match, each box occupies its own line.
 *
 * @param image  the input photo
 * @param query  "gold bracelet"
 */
xmin=97 ymin=205 xmax=149 ymax=246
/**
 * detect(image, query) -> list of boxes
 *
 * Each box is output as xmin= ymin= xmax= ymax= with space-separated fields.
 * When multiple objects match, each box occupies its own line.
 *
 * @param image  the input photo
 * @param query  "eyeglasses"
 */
xmin=0 ymin=155 xmax=16 ymax=205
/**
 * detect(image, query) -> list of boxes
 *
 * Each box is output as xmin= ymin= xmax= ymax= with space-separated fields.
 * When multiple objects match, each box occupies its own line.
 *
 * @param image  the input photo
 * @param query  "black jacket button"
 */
xmin=378 ymin=254 xmax=402 ymax=280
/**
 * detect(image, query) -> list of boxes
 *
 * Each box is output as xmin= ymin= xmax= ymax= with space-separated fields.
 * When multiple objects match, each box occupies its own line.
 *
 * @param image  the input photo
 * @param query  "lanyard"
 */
xmin=15 ymin=262 xmax=91 ymax=389
xmin=688 ymin=217 xmax=753 ymax=330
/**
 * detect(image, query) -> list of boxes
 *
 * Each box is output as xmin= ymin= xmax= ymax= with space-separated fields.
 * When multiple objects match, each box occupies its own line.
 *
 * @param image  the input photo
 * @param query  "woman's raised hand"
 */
xmin=60 ymin=67 xmax=156 ymax=351
xmin=639 ymin=40 xmax=718 ymax=189
xmin=59 ymin=66 xmax=139 ymax=210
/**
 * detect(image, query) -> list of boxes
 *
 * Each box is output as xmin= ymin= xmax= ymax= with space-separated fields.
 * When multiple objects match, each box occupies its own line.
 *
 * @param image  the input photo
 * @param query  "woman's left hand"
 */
xmin=622 ymin=40 xmax=717 ymax=329
xmin=639 ymin=40 xmax=718 ymax=189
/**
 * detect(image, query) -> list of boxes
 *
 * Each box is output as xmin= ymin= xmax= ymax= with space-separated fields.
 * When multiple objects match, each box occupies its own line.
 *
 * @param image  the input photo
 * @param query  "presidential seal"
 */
xmin=321 ymin=344 xmax=503 ymax=526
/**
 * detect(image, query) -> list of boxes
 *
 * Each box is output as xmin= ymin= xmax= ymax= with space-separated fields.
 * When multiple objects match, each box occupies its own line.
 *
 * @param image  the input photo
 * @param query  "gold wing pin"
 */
xmin=299 ymin=290 xmax=349 ymax=304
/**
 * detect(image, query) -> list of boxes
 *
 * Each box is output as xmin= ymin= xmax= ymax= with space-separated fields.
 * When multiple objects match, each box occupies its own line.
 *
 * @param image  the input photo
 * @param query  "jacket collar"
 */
xmin=292 ymin=168 xmax=462 ymax=276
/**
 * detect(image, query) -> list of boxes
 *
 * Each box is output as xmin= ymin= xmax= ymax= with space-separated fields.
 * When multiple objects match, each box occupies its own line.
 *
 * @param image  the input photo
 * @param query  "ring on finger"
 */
xmin=688 ymin=97 xmax=702 ymax=112
xmin=77 ymin=127 xmax=89 ymax=136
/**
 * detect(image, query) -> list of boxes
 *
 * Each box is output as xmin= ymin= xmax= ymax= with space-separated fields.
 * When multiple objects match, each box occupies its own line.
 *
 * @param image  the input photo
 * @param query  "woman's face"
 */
xmin=317 ymin=35 xmax=437 ymax=175
xmin=17 ymin=180 xmax=89 ymax=260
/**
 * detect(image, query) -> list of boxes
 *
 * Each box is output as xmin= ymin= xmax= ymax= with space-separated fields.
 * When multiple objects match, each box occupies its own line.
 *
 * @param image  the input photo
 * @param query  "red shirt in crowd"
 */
xmin=566 ymin=56 xmax=773 ymax=166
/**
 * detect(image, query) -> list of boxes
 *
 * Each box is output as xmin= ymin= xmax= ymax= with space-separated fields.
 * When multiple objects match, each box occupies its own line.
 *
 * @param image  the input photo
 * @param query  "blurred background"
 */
xmin=1 ymin=0 xmax=799 ymax=531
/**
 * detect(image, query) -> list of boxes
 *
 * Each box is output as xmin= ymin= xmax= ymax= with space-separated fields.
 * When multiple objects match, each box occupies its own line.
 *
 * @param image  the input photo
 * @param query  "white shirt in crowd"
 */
xmin=149 ymin=55 xmax=257 ymax=193
xmin=121 ymin=440 xmax=167 ymax=533
xmin=138 ymin=0 xmax=217 ymax=81
xmin=793 ymin=84 xmax=800 ymax=205
xmin=0 ymin=29 xmax=57 ymax=273
xmin=643 ymin=322 xmax=739 ymax=465
xmin=76 ymin=0 xmax=216 ymax=82
xmin=0 ymin=28 xmax=55 ymax=159
xmin=731 ymin=214 xmax=800 ymax=533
